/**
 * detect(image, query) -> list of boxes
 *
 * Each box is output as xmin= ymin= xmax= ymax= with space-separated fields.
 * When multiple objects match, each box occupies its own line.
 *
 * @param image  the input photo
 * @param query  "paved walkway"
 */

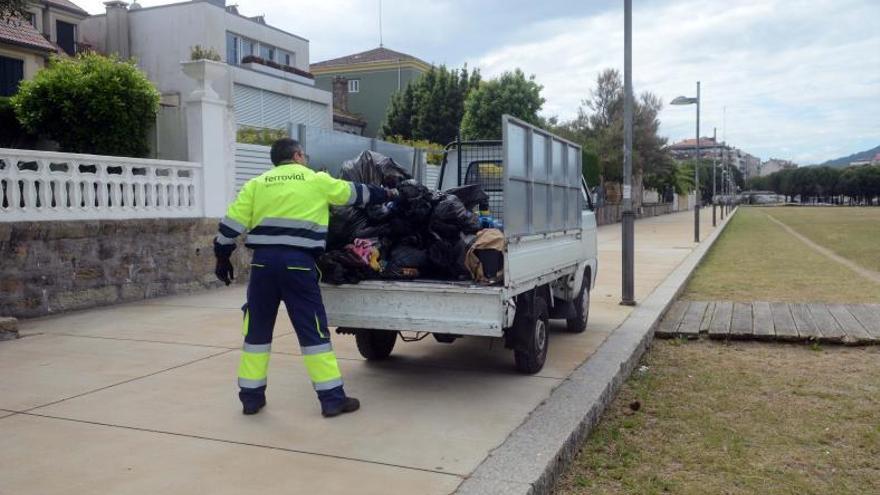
xmin=0 ymin=210 xmax=718 ymax=495
xmin=658 ymin=300 xmax=880 ymax=344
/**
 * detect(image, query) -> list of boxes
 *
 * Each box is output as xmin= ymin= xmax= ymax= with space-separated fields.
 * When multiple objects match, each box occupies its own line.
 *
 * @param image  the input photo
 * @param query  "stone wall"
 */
xmin=0 ymin=219 xmax=250 ymax=319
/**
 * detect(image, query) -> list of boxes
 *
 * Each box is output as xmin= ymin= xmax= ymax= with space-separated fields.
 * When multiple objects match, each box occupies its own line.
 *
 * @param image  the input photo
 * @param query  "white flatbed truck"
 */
xmin=321 ymin=116 xmax=598 ymax=373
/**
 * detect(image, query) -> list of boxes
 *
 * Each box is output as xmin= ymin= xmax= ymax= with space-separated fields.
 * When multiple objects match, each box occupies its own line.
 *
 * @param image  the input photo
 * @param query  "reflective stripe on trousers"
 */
xmin=301 ymin=343 xmax=343 ymax=391
xmin=238 ymin=340 xmax=271 ymax=389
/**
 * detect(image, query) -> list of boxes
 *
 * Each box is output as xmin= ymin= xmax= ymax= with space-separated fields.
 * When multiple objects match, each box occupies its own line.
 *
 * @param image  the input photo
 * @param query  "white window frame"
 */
xmin=348 ymin=79 xmax=360 ymax=93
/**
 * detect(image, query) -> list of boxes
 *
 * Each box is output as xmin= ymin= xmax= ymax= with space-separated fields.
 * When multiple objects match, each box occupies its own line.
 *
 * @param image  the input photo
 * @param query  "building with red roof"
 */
xmin=0 ymin=0 xmax=89 ymax=96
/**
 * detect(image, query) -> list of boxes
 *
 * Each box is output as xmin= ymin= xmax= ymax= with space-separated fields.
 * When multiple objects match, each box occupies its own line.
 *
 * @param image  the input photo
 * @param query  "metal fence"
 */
xmin=234 ymin=124 xmax=426 ymax=188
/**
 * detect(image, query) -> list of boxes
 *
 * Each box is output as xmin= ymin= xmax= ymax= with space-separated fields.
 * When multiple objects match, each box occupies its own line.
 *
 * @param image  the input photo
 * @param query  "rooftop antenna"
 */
xmin=379 ymin=0 xmax=384 ymax=47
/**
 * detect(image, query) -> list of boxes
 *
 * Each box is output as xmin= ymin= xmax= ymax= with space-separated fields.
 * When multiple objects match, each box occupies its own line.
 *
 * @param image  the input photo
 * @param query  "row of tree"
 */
xmin=748 ymin=165 xmax=880 ymax=204
xmin=379 ymin=66 xmax=544 ymax=144
xmin=380 ymin=66 xmax=698 ymax=201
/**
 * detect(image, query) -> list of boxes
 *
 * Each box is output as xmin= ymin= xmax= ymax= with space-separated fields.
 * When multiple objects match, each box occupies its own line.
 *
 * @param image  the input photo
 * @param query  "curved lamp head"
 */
xmin=671 ymin=96 xmax=699 ymax=105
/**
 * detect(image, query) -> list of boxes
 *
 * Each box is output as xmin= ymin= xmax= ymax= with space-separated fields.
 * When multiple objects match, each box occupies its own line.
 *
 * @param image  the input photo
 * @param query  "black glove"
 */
xmin=215 ymin=255 xmax=234 ymax=286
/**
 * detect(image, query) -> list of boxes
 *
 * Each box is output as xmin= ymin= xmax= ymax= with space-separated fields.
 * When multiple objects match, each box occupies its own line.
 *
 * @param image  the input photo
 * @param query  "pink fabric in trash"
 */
xmin=348 ymin=238 xmax=374 ymax=265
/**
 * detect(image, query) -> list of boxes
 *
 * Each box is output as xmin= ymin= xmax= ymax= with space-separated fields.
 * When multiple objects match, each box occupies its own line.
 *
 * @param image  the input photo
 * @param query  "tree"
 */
xmin=1 ymin=0 xmax=28 ymax=21
xmin=549 ymin=69 xmax=669 ymax=187
xmin=460 ymin=69 xmax=544 ymax=140
xmin=12 ymin=53 xmax=160 ymax=157
xmin=380 ymin=65 xmax=480 ymax=145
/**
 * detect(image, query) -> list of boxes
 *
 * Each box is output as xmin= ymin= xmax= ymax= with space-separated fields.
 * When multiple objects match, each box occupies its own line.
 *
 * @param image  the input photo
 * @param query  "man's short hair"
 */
xmin=270 ymin=138 xmax=303 ymax=165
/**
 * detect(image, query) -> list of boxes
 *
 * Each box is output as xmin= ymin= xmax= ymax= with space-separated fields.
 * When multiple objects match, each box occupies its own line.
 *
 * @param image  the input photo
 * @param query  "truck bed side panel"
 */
xmin=321 ymin=281 xmax=506 ymax=337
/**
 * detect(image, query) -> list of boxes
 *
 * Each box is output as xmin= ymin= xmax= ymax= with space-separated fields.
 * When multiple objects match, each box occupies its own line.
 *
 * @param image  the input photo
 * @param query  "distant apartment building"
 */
xmin=668 ymin=137 xmax=763 ymax=180
xmin=0 ymin=0 xmax=88 ymax=96
xmin=80 ymin=0 xmax=331 ymax=160
xmin=761 ymin=158 xmax=797 ymax=176
xmin=743 ymin=153 xmax=761 ymax=179
xmin=667 ymin=137 xmax=726 ymax=162
xmin=311 ymin=47 xmax=431 ymax=138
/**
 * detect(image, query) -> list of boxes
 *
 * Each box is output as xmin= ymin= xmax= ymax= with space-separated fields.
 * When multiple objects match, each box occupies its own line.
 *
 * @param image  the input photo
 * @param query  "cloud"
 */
xmin=73 ymin=0 xmax=879 ymax=163
xmin=469 ymin=0 xmax=880 ymax=164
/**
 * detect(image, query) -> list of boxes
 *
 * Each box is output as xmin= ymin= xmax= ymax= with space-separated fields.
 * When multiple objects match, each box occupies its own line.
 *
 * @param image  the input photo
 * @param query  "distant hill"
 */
xmin=816 ymin=145 xmax=880 ymax=168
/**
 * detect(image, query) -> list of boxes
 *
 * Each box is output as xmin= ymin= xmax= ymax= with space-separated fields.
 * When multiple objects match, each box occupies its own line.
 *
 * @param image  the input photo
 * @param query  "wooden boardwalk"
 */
xmin=656 ymin=301 xmax=880 ymax=345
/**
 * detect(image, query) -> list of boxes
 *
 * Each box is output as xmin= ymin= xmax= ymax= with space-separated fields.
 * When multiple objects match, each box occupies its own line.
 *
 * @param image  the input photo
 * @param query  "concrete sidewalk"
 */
xmin=0 ymin=210 xmax=719 ymax=495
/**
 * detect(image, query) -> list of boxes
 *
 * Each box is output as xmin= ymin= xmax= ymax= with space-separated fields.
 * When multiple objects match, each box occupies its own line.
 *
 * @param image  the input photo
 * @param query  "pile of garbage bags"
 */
xmin=319 ymin=151 xmax=504 ymax=285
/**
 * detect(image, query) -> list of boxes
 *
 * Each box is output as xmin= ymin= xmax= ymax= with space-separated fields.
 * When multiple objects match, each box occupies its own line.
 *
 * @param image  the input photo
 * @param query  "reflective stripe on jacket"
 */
xmin=215 ymin=162 xmax=386 ymax=255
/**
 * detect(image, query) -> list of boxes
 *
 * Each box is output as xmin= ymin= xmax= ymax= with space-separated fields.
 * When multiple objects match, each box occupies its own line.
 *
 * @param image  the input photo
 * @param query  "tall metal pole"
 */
xmin=720 ymin=145 xmax=726 ymax=220
xmin=694 ymin=81 xmax=701 ymax=243
xmin=712 ymin=127 xmax=717 ymax=227
xmin=620 ymin=0 xmax=635 ymax=306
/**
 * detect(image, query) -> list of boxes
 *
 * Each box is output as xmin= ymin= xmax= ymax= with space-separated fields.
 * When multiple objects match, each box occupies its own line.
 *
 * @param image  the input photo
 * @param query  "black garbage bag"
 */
xmin=430 ymin=196 xmax=481 ymax=238
xmin=444 ymin=184 xmax=489 ymax=210
xmin=328 ymin=207 xmax=369 ymax=250
xmin=328 ymin=206 xmax=393 ymax=249
xmin=427 ymin=238 xmax=469 ymax=279
xmin=398 ymin=179 xmax=430 ymax=202
xmin=318 ymin=250 xmax=376 ymax=285
xmin=365 ymin=203 xmax=393 ymax=222
xmin=383 ymin=245 xmax=428 ymax=279
xmin=340 ymin=151 xmax=411 ymax=188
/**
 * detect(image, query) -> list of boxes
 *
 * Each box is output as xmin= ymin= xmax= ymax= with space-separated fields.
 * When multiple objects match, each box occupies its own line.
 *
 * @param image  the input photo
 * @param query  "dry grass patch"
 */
xmin=682 ymin=208 xmax=880 ymax=303
xmin=556 ymin=340 xmax=880 ymax=495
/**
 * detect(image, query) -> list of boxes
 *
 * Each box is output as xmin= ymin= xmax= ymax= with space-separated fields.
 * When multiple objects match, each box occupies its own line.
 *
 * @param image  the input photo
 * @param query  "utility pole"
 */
xmin=720 ymin=144 xmax=726 ymax=220
xmin=621 ymin=0 xmax=635 ymax=306
xmin=694 ymin=81 xmax=701 ymax=243
xmin=712 ymin=127 xmax=717 ymax=227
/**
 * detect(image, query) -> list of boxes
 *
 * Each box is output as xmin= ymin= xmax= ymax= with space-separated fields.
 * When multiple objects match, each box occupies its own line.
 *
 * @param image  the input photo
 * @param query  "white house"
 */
xmin=80 ymin=0 xmax=332 ymax=160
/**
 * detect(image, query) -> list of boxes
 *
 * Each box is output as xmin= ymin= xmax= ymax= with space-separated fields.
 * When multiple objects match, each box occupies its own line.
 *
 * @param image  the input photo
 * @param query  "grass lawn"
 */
xmin=763 ymin=207 xmax=880 ymax=272
xmin=555 ymin=340 xmax=880 ymax=495
xmin=681 ymin=207 xmax=880 ymax=303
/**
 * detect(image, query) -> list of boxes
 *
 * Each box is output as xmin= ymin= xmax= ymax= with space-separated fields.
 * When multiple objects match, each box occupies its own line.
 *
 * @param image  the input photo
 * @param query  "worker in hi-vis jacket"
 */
xmin=213 ymin=138 xmax=395 ymax=417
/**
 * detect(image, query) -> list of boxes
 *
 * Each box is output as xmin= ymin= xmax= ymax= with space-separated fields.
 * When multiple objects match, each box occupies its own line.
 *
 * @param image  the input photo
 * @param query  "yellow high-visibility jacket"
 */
xmin=215 ymin=162 xmax=387 ymax=255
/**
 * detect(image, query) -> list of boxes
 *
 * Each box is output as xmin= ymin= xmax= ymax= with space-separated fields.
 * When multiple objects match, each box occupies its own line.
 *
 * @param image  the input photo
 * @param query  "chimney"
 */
xmin=104 ymin=1 xmax=130 ymax=59
xmin=332 ymin=76 xmax=349 ymax=113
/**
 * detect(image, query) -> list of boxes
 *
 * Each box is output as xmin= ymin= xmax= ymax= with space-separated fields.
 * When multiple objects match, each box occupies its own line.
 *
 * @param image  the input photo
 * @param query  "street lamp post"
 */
xmin=620 ymin=0 xmax=635 ymax=306
xmin=712 ymin=127 xmax=717 ymax=227
xmin=671 ymin=81 xmax=701 ymax=243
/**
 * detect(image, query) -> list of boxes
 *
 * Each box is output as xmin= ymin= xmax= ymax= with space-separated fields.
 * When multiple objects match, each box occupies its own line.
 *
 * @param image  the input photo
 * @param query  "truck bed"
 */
xmin=321 ymin=279 xmax=508 ymax=337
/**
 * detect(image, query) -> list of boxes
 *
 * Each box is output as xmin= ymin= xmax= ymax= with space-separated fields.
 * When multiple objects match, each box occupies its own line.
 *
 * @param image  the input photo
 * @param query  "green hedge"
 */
xmin=12 ymin=53 xmax=160 ymax=157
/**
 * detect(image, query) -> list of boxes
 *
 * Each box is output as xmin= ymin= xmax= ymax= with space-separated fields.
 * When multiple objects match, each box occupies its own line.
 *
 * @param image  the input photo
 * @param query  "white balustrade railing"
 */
xmin=0 ymin=148 xmax=203 ymax=221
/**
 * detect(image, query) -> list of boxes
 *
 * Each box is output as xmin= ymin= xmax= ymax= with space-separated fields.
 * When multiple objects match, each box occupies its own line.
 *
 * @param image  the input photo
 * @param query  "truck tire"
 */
xmin=513 ymin=296 xmax=549 ymax=374
xmin=355 ymin=329 xmax=397 ymax=360
xmin=565 ymin=271 xmax=591 ymax=333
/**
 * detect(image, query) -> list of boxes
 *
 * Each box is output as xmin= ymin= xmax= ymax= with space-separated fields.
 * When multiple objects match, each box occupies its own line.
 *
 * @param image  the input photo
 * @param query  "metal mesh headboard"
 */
xmin=458 ymin=142 xmax=504 ymax=223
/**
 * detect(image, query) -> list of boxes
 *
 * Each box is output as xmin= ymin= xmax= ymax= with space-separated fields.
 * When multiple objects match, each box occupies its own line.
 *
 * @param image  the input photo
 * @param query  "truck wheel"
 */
xmin=355 ymin=329 xmax=397 ymax=360
xmin=566 ymin=271 xmax=591 ymax=333
xmin=514 ymin=296 xmax=549 ymax=374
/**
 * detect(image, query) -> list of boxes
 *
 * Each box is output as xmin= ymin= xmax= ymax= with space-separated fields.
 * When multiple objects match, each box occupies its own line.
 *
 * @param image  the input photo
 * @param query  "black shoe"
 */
xmin=242 ymin=399 xmax=266 ymax=415
xmin=322 ymin=397 xmax=360 ymax=418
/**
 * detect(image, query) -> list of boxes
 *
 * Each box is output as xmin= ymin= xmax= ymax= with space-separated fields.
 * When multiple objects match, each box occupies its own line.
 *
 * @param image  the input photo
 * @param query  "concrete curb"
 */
xmin=455 ymin=208 xmax=739 ymax=495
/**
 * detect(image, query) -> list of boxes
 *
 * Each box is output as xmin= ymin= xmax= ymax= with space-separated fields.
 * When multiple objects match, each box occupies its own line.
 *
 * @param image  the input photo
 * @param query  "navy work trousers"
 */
xmin=237 ymin=246 xmax=346 ymax=411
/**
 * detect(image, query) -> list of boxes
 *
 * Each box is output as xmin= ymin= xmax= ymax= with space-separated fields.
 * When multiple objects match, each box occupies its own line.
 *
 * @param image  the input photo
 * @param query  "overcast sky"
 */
xmin=78 ymin=0 xmax=880 ymax=164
